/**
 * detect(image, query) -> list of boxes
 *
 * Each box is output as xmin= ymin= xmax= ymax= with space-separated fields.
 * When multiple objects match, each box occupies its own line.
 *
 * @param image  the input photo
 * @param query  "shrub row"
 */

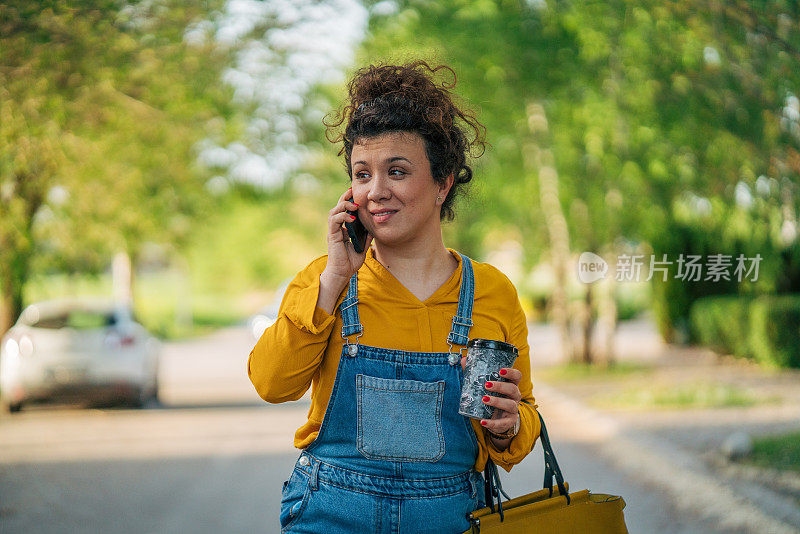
xmin=690 ymin=294 xmax=800 ymax=369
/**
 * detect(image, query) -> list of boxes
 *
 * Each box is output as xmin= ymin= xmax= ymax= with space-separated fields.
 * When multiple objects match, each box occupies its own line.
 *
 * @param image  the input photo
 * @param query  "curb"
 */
xmin=536 ymin=382 xmax=800 ymax=534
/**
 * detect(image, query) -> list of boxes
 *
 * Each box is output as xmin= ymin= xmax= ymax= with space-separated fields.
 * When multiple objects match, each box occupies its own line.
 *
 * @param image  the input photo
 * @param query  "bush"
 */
xmin=747 ymin=430 xmax=800 ymax=473
xmin=689 ymin=294 xmax=800 ymax=369
xmin=690 ymin=295 xmax=753 ymax=358
xmin=749 ymin=295 xmax=800 ymax=368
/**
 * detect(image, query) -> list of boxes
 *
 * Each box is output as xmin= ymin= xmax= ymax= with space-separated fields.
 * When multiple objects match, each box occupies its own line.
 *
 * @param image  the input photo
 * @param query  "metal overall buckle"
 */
xmin=446 ymin=340 xmax=466 ymax=366
xmin=342 ymin=329 xmax=363 ymax=357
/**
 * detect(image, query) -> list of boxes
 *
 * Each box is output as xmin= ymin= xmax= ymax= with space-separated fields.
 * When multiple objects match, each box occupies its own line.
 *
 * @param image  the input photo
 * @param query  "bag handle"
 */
xmin=480 ymin=401 xmax=570 ymax=523
xmin=535 ymin=408 xmax=569 ymax=503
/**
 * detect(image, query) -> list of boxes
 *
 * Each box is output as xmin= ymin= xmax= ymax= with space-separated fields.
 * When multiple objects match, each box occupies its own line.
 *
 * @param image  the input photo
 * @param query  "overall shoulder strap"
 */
xmin=446 ymin=252 xmax=475 ymax=347
xmin=340 ymin=272 xmax=362 ymax=338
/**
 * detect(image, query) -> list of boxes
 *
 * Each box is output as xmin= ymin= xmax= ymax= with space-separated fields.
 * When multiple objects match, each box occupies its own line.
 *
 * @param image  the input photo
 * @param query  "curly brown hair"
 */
xmin=323 ymin=60 xmax=487 ymax=221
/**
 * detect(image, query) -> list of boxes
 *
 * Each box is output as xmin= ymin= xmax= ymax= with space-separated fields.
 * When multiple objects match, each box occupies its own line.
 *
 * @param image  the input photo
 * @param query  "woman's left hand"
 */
xmin=481 ymin=367 xmax=522 ymax=437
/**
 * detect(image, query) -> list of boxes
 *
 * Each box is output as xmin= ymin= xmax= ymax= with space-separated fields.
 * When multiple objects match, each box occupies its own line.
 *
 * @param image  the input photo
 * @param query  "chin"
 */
xmin=372 ymin=232 xmax=416 ymax=248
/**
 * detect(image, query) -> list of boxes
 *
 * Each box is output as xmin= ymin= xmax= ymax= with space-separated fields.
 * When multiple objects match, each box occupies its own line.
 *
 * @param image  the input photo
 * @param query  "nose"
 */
xmin=366 ymin=174 xmax=391 ymax=203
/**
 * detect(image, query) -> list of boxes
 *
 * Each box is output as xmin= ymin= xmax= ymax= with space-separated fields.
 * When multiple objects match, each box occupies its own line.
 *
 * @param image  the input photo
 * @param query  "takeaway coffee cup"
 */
xmin=458 ymin=338 xmax=519 ymax=420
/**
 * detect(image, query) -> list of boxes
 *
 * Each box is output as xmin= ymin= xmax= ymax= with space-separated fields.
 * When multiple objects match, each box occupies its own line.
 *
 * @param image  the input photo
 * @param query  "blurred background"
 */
xmin=1 ymin=1 xmax=799 ymax=533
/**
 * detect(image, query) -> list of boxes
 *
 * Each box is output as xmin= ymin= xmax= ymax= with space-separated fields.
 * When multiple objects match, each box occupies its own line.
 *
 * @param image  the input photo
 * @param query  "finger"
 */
xmin=339 ymin=227 xmax=349 ymax=244
xmin=482 ymin=394 xmax=519 ymax=414
xmin=333 ymin=199 xmax=359 ymax=216
xmin=338 ymin=186 xmax=353 ymax=203
xmin=329 ymin=210 xmax=357 ymax=238
xmin=341 ymin=199 xmax=360 ymax=212
xmin=460 ymin=355 xmax=467 ymax=372
xmin=484 ymin=380 xmax=522 ymax=402
xmin=499 ymin=367 xmax=522 ymax=385
xmin=333 ymin=188 xmax=360 ymax=214
xmin=480 ymin=415 xmax=517 ymax=434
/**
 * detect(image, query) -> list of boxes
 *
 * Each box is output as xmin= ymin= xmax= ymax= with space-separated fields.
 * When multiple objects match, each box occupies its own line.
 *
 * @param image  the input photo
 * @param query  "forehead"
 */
xmin=351 ymin=132 xmax=426 ymax=162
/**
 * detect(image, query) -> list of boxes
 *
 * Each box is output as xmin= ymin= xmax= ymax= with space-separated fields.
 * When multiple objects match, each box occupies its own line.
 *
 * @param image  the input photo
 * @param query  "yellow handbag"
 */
xmin=463 ymin=408 xmax=629 ymax=533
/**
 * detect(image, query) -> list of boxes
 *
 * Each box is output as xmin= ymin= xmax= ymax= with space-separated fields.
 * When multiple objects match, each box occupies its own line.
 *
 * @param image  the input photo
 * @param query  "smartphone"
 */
xmin=344 ymin=210 xmax=368 ymax=253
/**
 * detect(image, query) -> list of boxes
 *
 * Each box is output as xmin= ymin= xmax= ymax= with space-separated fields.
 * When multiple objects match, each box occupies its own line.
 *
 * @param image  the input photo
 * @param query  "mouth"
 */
xmin=370 ymin=209 xmax=398 ymax=223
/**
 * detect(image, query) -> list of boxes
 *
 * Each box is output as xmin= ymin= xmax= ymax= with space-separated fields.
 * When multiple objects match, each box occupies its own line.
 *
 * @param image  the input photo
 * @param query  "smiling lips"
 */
xmin=370 ymin=209 xmax=398 ymax=223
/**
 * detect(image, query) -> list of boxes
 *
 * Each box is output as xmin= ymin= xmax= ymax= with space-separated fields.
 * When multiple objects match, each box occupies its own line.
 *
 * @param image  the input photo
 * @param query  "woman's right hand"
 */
xmin=322 ymin=186 xmax=374 ymax=286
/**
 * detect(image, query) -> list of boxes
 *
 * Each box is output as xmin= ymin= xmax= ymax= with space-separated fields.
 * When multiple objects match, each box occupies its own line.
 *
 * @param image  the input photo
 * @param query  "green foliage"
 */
xmin=0 ymin=0 xmax=239 ymax=332
xmin=184 ymin=188 xmax=328 ymax=295
xmin=749 ymin=295 xmax=800 ymax=368
xmin=597 ymin=381 xmax=764 ymax=410
xmin=536 ymin=361 xmax=650 ymax=383
xmin=6 ymin=0 xmax=800 ymax=345
xmin=615 ymin=281 xmax=651 ymax=321
xmin=747 ymin=430 xmax=800 ymax=473
xmin=690 ymin=295 xmax=753 ymax=357
xmin=690 ymin=294 xmax=800 ymax=368
xmin=24 ymin=270 xmax=244 ymax=341
xmin=354 ymin=0 xmax=800 ymax=342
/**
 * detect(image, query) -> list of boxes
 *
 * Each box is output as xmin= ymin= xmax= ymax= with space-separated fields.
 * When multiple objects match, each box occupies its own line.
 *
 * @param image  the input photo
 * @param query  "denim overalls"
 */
xmin=279 ymin=252 xmax=486 ymax=533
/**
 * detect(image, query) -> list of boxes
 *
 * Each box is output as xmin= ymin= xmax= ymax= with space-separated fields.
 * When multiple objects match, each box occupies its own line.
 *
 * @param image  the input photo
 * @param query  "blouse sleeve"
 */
xmin=483 ymin=283 xmax=541 ymax=472
xmin=247 ymin=256 xmax=344 ymax=403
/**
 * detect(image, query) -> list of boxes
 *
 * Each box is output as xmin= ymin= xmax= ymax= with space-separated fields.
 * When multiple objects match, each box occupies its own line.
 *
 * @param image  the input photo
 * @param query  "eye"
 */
xmin=354 ymin=171 xmax=370 ymax=180
xmin=390 ymin=168 xmax=406 ymax=177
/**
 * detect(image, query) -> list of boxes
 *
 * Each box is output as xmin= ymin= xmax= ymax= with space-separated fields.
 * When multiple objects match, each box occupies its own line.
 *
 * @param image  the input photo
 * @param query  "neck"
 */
xmin=371 ymin=233 xmax=455 ymax=281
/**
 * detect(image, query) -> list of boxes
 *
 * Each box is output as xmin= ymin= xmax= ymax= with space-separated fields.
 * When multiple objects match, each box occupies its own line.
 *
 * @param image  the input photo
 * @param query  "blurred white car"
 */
xmin=0 ymin=297 xmax=161 ymax=413
xmin=248 ymin=280 xmax=290 ymax=341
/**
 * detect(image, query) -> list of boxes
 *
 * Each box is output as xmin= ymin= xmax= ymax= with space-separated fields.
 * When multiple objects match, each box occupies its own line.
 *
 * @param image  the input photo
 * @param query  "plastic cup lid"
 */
xmin=466 ymin=338 xmax=518 ymax=354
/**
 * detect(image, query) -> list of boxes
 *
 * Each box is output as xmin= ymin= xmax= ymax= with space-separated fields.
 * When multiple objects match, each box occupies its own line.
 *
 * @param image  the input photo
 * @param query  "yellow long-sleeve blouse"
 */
xmin=248 ymin=247 xmax=540 ymax=473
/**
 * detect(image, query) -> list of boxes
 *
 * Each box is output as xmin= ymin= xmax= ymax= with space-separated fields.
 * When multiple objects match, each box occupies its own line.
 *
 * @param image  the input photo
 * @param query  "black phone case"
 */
xmin=344 ymin=210 xmax=367 ymax=253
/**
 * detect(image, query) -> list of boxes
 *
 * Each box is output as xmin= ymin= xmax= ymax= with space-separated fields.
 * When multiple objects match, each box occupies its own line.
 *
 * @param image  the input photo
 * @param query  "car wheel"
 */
xmin=130 ymin=381 xmax=159 ymax=409
xmin=1 ymin=397 xmax=23 ymax=414
xmin=144 ymin=373 xmax=160 ymax=407
xmin=127 ymin=386 xmax=146 ymax=408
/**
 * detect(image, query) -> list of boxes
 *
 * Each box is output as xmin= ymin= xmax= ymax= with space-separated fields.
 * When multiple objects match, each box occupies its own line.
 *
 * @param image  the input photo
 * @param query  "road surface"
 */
xmin=0 ymin=326 xmax=735 ymax=533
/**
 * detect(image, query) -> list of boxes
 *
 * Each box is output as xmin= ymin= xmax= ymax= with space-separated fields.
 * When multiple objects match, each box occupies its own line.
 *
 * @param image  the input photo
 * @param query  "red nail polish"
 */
xmin=353 ymin=203 xmax=359 ymax=207
xmin=486 ymin=381 xmax=493 ymax=388
xmin=480 ymin=420 xmax=487 ymax=426
xmin=482 ymin=395 xmax=490 ymax=402
xmin=349 ymin=215 xmax=356 ymax=220
xmin=499 ymin=369 xmax=507 ymax=376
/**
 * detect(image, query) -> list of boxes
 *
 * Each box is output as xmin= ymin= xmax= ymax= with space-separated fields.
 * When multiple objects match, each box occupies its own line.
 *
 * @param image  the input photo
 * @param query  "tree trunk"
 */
xmin=524 ymin=101 xmax=576 ymax=364
xmin=580 ymin=282 xmax=594 ymax=364
xmin=0 ymin=271 xmax=23 ymax=335
xmin=0 ymin=229 xmax=34 ymax=337
xmin=174 ymin=253 xmax=192 ymax=332
xmin=597 ymin=249 xmax=618 ymax=366
xmin=112 ymin=251 xmax=133 ymax=308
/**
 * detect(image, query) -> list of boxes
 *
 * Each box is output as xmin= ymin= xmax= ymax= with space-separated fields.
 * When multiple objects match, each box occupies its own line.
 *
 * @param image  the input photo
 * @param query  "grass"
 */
xmin=594 ymin=381 xmax=767 ymax=410
xmin=746 ymin=431 xmax=800 ymax=473
xmin=535 ymin=361 xmax=650 ymax=382
xmin=537 ymin=363 xmax=780 ymax=411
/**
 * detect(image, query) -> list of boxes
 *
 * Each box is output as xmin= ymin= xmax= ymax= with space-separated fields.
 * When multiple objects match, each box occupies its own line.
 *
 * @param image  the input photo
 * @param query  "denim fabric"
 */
xmin=279 ymin=252 xmax=486 ymax=533
xmin=356 ymin=375 xmax=446 ymax=462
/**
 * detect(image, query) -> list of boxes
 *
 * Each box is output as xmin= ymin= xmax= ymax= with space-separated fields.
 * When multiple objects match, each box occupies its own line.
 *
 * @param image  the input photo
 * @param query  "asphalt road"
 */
xmin=0 ymin=326 xmax=735 ymax=533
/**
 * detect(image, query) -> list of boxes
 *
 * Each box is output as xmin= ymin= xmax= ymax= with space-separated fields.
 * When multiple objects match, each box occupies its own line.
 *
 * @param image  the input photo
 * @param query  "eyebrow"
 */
xmin=352 ymin=156 xmax=413 ymax=166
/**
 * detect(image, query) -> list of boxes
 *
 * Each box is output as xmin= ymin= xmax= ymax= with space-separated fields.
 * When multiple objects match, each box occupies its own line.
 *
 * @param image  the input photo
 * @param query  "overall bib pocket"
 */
xmin=356 ymin=374 xmax=446 ymax=462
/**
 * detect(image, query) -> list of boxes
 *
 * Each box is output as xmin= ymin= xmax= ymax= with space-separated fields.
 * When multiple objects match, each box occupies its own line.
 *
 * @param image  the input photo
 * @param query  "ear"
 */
xmin=438 ymin=173 xmax=455 ymax=203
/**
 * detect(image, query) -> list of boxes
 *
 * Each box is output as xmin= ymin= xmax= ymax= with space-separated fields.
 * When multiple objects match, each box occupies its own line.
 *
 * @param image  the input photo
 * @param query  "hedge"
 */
xmin=689 ymin=294 xmax=800 ymax=369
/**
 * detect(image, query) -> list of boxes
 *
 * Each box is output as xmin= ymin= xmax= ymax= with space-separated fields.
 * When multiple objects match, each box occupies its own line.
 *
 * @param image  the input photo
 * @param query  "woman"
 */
xmin=248 ymin=60 xmax=540 ymax=533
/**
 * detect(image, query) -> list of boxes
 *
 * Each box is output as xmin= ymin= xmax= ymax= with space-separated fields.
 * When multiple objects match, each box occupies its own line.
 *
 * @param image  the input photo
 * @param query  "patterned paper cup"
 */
xmin=458 ymin=338 xmax=519 ymax=420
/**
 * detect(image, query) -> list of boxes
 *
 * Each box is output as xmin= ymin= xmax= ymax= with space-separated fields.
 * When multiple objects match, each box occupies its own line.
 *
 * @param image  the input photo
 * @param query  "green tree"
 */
xmin=346 ymin=0 xmax=800 ymax=361
xmin=0 ymin=0 xmax=239 ymax=334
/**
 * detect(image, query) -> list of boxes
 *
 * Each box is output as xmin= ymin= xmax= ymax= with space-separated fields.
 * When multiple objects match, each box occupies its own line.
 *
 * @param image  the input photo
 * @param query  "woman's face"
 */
xmin=350 ymin=131 xmax=452 ymax=248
